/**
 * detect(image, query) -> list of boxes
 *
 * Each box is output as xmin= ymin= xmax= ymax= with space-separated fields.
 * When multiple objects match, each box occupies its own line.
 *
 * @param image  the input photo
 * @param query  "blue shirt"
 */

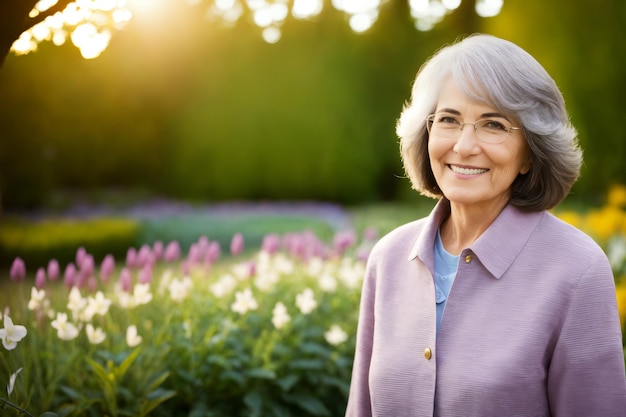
xmin=434 ymin=228 xmax=459 ymax=333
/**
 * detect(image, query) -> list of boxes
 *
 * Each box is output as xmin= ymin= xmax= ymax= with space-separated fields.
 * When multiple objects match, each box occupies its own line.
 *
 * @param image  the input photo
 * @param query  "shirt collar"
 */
xmin=408 ymin=199 xmax=544 ymax=279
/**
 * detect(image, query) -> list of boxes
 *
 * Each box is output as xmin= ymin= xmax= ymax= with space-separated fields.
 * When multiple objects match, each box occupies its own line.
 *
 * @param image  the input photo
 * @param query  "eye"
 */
xmin=481 ymin=119 xmax=508 ymax=131
xmin=437 ymin=114 xmax=460 ymax=124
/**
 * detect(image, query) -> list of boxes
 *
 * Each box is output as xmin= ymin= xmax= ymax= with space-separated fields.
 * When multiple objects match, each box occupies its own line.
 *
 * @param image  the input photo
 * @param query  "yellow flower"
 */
xmin=607 ymin=184 xmax=626 ymax=208
xmin=583 ymin=206 xmax=624 ymax=242
xmin=556 ymin=210 xmax=582 ymax=228
xmin=616 ymin=283 xmax=626 ymax=329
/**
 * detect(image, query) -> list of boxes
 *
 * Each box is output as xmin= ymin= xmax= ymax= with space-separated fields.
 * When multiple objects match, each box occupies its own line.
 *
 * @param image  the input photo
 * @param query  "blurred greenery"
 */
xmin=0 ymin=0 xmax=624 ymax=210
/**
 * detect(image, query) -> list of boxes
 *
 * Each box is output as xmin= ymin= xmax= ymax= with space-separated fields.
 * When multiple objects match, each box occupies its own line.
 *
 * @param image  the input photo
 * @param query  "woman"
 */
xmin=345 ymin=34 xmax=626 ymax=417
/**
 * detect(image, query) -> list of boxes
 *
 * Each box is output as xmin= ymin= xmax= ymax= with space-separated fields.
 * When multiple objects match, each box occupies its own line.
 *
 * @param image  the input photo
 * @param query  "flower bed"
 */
xmin=1 ymin=185 xmax=625 ymax=416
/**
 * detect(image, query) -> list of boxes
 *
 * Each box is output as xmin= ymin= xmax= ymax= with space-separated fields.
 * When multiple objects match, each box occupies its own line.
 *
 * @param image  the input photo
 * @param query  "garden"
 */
xmin=0 ymin=185 xmax=625 ymax=417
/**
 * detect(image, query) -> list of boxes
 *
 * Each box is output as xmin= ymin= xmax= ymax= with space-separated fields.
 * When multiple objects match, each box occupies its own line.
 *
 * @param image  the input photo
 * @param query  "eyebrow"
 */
xmin=437 ymin=108 xmax=512 ymax=122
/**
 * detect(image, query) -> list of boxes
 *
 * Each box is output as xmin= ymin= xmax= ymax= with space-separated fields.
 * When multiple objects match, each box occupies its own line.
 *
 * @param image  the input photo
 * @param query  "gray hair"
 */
xmin=397 ymin=34 xmax=582 ymax=211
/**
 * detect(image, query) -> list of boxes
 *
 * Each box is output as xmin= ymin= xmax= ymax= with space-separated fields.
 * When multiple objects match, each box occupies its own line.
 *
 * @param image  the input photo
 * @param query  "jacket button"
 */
xmin=465 ymin=255 xmax=472 ymax=263
xmin=424 ymin=347 xmax=432 ymax=360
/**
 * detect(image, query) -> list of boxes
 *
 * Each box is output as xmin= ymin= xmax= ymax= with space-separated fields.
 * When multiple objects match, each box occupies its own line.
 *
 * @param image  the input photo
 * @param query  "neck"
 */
xmin=440 ymin=200 xmax=508 ymax=256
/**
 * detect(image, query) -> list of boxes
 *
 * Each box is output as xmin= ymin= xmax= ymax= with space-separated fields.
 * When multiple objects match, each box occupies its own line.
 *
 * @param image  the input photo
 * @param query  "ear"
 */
xmin=520 ymin=159 xmax=531 ymax=175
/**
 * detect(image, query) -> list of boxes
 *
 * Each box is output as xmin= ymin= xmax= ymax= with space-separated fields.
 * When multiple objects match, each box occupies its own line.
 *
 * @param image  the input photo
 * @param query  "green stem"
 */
xmin=0 ymin=396 xmax=35 ymax=417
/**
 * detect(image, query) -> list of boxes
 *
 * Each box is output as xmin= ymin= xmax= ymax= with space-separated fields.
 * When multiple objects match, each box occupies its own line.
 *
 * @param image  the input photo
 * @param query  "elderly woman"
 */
xmin=345 ymin=34 xmax=626 ymax=417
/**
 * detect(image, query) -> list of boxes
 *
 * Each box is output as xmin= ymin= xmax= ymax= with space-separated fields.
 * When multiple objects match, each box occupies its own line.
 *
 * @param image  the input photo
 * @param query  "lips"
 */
xmin=449 ymin=164 xmax=489 ymax=175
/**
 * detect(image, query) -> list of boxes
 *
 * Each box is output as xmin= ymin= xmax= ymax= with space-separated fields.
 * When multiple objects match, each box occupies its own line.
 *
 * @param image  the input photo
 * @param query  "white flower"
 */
xmin=0 ymin=315 xmax=27 ymax=350
xmin=132 ymin=283 xmax=153 ymax=305
xmin=318 ymin=272 xmax=338 ymax=292
xmin=7 ymin=367 xmax=22 ymax=396
xmin=86 ymin=323 xmax=106 ymax=345
xmin=231 ymin=288 xmax=258 ymax=315
xmin=84 ymin=291 xmax=112 ymax=320
xmin=306 ymin=257 xmax=325 ymax=277
xmin=126 ymin=325 xmax=142 ymax=347
xmin=325 ymin=325 xmax=348 ymax=346
xmin=295 ymin=288 xmax=317 ymax=315
xmin=51 ymin=312 xmax=79 ymax=341
xmin=67 ymin=286 xmax=87 ymax=320
xmin=28 ymin=287 xmax=46 ymax=311
xmin=338 ymin=258 xmax=365 ymax=289
xmin=210 ymin=274 xmax=237 ymax=298
xmin=271 ymin=302 xmax=291 ymax=329
xmin=254 ymin=270 xmax=279 ymax=292
xmin=168 ymin=276 xmax=193 ymax=303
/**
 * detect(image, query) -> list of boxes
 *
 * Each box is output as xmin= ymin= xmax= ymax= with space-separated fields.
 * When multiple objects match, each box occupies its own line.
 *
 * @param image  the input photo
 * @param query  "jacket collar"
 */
xmin=408 ymin=199 xmax=544 ymax=279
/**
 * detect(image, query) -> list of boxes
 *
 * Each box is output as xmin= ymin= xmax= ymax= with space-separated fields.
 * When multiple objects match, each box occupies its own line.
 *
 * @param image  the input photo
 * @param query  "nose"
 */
xmin=452 ymin=123 xmax=481 ymax=155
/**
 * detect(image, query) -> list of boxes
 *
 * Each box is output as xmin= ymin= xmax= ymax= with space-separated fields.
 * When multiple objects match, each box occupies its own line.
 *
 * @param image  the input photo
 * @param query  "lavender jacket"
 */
xmin=345 ymin=199 xmax=626 ymax=417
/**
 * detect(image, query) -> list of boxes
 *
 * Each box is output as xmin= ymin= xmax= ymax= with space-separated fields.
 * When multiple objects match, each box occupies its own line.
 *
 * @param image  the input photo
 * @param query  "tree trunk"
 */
xmin=0 ymin=0 xmax=75 ymax=69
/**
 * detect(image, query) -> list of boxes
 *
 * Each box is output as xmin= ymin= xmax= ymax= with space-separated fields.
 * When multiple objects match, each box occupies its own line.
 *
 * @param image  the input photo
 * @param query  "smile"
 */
xmin=449 ymin=165 xmax=489 ymax=175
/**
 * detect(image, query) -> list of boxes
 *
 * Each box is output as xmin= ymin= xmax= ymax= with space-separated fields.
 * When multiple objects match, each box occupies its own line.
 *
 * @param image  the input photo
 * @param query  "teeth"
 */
xmin=449 ymin=165 xmax=488 ymax=175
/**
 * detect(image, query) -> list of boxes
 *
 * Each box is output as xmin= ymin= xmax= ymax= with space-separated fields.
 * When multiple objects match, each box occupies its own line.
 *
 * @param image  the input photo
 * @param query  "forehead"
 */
xmin=435 ymin=77 xmax=497 ymax=114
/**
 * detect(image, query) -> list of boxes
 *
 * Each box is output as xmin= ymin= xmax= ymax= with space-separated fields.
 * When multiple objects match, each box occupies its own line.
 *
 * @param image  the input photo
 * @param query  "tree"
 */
xmin=0 ymin=0 xmax=75 ymax=68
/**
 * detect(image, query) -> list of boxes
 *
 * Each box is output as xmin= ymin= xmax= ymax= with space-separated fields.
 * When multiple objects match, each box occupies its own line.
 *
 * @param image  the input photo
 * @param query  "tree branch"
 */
xmin=18 ymin=0 xmax=76 ymax=34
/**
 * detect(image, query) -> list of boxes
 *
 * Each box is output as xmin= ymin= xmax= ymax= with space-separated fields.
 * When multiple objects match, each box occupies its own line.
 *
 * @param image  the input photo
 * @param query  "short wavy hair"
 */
xmin=396 ymin=34 xmax=582 ymax=211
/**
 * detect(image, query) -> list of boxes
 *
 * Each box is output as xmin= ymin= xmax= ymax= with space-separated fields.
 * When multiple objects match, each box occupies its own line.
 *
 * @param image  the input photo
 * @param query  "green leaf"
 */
xmin=285 ymin=393 xmax=331 ymax=416
xmin=275 ymin=374 xmax=300 ymax=391
xmin=246 ymin=368 xmax=276 ymax=380
xmin=141 ymin=389 xmax=177 ymax=416
xmin=145 ymin=371 xmax=171 ymax=393
xmin=243 ymin=390 xmax=263 ymax=417
xmin=288 ymin=358 xmax=326 ymax=371
xmin=115 ymin=348 xmax=141 ymax=380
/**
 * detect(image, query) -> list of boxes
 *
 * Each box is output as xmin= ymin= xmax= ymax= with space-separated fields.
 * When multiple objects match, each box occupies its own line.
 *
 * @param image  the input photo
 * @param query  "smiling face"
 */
xmin=428 ymin=78 xmax=531 ymax=214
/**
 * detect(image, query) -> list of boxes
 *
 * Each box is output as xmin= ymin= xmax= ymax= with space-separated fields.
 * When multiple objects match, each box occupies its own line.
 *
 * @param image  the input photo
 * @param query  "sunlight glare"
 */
xmin=292 ymin=0 xmax=323 ymax=19
xmin=442 ymin=0 xmax=461 ymax=10
xmin=262 ymin=26 xmax=281 ymax=44
xmin=349 ymin=11 xmax=378 ymax=33
xmin=475 ymin=0 xmax=503 ymax=17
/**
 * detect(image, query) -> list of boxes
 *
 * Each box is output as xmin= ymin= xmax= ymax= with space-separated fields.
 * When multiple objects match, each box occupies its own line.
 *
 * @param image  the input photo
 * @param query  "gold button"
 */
xmin=465 ymin=255 xmax=472 ymax=263
xmin=424 ymin=347 xmax=432 ymax=360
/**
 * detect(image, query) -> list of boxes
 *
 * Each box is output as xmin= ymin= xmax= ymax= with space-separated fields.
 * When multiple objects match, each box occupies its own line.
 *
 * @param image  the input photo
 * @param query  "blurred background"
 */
xmin=0 ymin=0 xmax=624 ymax=211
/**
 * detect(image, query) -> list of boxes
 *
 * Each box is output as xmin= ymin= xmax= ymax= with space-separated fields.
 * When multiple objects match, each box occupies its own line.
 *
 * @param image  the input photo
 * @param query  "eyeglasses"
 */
xmin=426 ymin=112 xmax=523 ymax=144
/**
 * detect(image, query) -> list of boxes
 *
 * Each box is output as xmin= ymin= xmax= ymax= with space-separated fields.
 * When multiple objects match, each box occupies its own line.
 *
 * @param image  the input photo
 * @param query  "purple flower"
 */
xmin=206 ymin=241 xmax=221 ymax=263
xmin=64 ymin=263 xmax=77 ymax=288
xmin=187 ymin=243 xmax=202 ymax=265
xmin=164 ymin=241 xmax=180 ymax=263
xmin=137 ymin=244 xmax=153 ymax=267
xmin=9 ymin=258 xmax=26 ymax=281
xmin=119 ymin=267 xmax=133 ymax=293
xmin=87 ymin=276 xmax=98 ymax=292
xmin=152 ymin=241 xmax=164 ymax=260
xmin=100 ymin=254 xmax=115 ymax=283
xmin=230 ymin=233 xmax=244 ymax=255
xmin=80 ymin=254 xmax=95 ymax=277
xmin=47 ymin=259 xmax=60 ymax=282
xmin=138 ymin=264 xmax=152 ymax=284
xmin=333 ymin=230 xmax=357 ymax=253
xmin=126 ymin=247 xmax=137 ymax=269
xmin=261 ymin=234 xmax=281 ymax=254
xmin=75 ymin=246 xmax=87 ymax=266
xmin=35 ymin=267 xmax=46 ymax=289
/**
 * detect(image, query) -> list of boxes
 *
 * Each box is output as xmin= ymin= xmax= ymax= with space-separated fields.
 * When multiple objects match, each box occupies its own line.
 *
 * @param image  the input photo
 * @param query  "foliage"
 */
xmin=0 ymin=227 xmax=370 ymax=416
xmin=0 ymin=186 xmax=625 ymax=416
xmin=0 ymin=217 xmax=139 ymax=269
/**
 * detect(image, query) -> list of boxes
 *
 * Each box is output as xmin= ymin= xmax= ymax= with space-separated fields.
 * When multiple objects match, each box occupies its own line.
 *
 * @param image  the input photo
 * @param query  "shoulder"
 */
xmin=536 ymin=211 xmax=606 ymax=258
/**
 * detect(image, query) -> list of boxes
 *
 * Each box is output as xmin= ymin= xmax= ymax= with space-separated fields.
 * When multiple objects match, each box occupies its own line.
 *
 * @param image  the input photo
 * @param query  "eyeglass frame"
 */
xmin=425 ymin=112 xmax=524 ymax=144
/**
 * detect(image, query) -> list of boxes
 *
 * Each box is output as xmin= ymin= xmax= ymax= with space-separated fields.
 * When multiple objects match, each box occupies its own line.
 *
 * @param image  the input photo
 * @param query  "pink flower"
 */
xmin=333 ymin=230 xmax=356 ymax=253
xmin=164 ymin=241 xmax=180 ymax=263
xmin=64 ymin=263 xmax=77 ymax=288
xmin=261 ymin=234 xmax=281 ymax=254
xmin=119 ymin=268 xmax=133 ymax=293
xmin=100 ymin=255 xmax=115 ymax=283
xmin=152 ymin=241 xmax=164 ymax=260
xmin=126 ymin=247 xmax=137 ymax=269
xmin=47 ymin=259 xmax=60 ymax=282
xmin=35 ymin=267 xmax=46 ymax=289
xmin=363 ymin=227 xmax=378 ymax=241
xmin=80 ymin=254 xmax=95 ymax=277
xmin=75 ymin=247 xmax=87 ymax=266
xmin=9 ymin=258 xmax=26 ymax=281
xmin=138 ymin=264 xmax=152 ymax=284
xmin=87 ymin=276 xmax=98 ymax=292
xmin=206 ymin=241 xmax=221 ymax=263
xmin=137 ymin=244 xmax=153 ymax=267
xmin=230 ymin=233 xmax=244 ymax=255
xmin=187 ymin=243 xmax=202 ymax=265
